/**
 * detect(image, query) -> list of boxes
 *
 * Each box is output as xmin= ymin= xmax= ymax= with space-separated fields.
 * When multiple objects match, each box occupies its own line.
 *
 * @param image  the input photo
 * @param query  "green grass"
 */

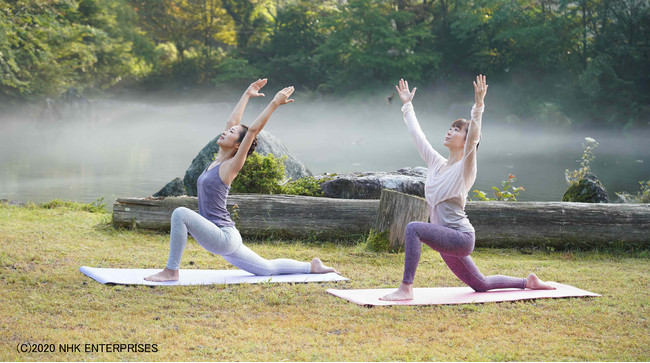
xmin=0 ymin=202 xmax=648 ymax=361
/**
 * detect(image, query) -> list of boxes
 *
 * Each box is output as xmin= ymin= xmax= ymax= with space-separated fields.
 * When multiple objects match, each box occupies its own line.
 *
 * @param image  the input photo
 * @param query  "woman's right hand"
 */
xmin=246 ymin=78 xmax=267 ymax=98
xmin=396 ymin=78 xmax=417 ymax=104
xmin=272 ymin=86 xmax=295 ymax=105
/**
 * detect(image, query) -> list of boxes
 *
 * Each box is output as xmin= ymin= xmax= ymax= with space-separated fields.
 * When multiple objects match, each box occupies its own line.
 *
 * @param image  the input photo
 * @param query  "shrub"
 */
xmin=218 ymin=152 xmax=327 ymax=196
xmin=282 ymin=176 xmax=324 ymax=197
xmin=229 ymin=152 xmax=287 ymax=194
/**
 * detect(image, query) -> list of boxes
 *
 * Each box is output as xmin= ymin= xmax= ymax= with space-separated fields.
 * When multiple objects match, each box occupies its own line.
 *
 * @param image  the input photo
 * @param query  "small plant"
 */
xmin=472 ymin=174 xmax=525 ymax=201
xmin=565 ymin=137 xmax=598 ymax=184
xmin=616 ymin=180 xmax=650 ymax=203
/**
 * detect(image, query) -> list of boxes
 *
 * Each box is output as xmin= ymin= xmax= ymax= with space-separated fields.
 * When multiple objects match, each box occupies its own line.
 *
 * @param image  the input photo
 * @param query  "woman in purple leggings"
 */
xmin=145 ymin=79 xmax=336 ymax=282
xmin=381 ymin=75 xmax=554 ymax=300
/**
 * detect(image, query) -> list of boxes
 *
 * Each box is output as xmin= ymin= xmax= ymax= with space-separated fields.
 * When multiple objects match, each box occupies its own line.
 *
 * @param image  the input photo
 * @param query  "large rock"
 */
xmin=154 ymin=178 xmax=187 ymax=197
xmin=154 ymin=130 xmax=311 ymax=197
xmin=255 ymin=130 xmax=312 ymax=181
xmin=561 ymin=173 xmax=609 ymax=203
xmin=319 ymin=167 xmax=426 ymax=199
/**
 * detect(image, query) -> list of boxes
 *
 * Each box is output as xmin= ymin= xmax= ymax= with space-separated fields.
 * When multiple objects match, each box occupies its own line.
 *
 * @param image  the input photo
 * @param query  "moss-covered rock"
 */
xmin=562 ymin=173 xmax=609 ymax=203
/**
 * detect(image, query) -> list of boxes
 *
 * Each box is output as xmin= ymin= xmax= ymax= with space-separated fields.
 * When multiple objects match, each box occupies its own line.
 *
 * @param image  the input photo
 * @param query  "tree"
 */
xmin=0 ymin=0 xmax=138 ymax=101
xmin=221 ymin=0 xmax=272 ymax=49
xmin=313 ymin=0 xmax=437 ymax=92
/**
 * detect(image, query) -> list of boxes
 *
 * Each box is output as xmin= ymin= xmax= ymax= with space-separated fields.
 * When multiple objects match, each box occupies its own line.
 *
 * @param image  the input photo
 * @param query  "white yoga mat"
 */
xmin=327 ymin=282 xmax=599 ymax=306
xmin=80 ymin=266 xmax=348 ymax=286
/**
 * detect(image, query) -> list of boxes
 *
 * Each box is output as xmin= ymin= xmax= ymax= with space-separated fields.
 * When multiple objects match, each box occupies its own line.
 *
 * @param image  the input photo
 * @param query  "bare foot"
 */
xmin=144 ymin=268 xmax=179 ymax=282
xmin=526 ymin=273 xmax=556 ymax=290
xmin=310 ymin=258 xmax=338 ymax=274
xmin=379 ymin=283 xmax=414 ymax=301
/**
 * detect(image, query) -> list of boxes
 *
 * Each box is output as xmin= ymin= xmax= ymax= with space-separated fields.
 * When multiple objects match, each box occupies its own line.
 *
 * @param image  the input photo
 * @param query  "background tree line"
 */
xmin=1 ymin=0 xmax=648 ymax=126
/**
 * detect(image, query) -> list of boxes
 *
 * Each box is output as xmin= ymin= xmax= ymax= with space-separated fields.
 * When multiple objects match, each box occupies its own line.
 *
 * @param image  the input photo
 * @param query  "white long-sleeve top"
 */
xmin=401 ymin=101 xmax=484 ymax=233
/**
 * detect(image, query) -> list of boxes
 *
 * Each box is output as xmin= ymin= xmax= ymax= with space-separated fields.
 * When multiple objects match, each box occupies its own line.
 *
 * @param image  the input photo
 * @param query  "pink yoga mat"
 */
xmin=327 ymin=282 xmax=599 ymax=306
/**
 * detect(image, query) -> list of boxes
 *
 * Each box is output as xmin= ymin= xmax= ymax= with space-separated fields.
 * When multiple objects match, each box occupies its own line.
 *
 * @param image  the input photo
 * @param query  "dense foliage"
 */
xmin=229 ymin=152 xmax=325 ymax=196
xmin=1 ymin=0 xmax=648 ymax=125
xmin=230 ymin=152 xmax=287 ymax=194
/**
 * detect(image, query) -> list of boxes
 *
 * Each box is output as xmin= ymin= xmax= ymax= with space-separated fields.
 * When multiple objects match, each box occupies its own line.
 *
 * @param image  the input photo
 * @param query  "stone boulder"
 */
xmin=154 ymin=178 xmax=187 ymax=197
xmin=319 ymin=167 xmax=426 ymax=199
xmin=256 ymin=130 xmax=312 ymax=181
xmin=154 ymin=130 xmax=312 ymax=197
xmin=561 ymin=173 xmax=609 ymax=203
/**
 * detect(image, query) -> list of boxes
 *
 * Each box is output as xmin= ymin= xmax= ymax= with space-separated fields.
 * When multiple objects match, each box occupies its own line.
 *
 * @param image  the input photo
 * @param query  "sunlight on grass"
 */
xmin=0 ymin=203 xmax=648 ymax=361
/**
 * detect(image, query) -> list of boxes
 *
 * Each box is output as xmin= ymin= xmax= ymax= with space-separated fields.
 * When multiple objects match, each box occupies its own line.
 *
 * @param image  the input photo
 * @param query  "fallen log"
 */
xmin=112 ymin=194 xmax=650 ymax=247
xmin=467 ymin=201 xmax=650 ymax=248
xmin=112 ymin=195 xmax=379 ymax=240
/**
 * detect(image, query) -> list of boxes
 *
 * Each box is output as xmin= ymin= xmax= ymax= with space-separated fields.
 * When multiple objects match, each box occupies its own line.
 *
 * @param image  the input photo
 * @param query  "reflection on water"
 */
xmin=1 ymin=99 xmax=648 ymax=206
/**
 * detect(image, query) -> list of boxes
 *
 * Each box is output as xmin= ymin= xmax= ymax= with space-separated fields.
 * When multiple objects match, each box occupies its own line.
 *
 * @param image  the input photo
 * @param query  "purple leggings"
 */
xmin=402 ymin=222 xmax=526 ymax=292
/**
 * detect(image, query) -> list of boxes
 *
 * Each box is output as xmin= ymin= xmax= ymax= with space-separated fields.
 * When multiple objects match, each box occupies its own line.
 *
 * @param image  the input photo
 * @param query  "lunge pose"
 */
xmin=380 ymin=76 xmax=554 ymax=300
xmin=146 ymin=79 xmax=336 ymax=282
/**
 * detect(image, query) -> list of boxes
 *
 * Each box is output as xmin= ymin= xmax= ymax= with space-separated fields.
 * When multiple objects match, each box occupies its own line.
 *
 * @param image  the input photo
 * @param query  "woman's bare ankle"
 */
xmin=144 ymin=268 xmax=179 ymax=282
xmin=380 ymin=283 xmax=414 ymax=301
xmin=310 ymin=258 xmax=338 ymax=274
xmin=526 ymin=273 xmax=556 ymax=290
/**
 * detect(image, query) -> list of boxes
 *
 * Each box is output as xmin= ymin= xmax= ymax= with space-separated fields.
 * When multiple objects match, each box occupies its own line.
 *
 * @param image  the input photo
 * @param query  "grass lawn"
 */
xmin=1 ymin=203 xmax=648 ymax=361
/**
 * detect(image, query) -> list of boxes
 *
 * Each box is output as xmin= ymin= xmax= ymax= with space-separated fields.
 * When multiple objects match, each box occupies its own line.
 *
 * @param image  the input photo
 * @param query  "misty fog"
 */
xmin=1 ymin=93 xmax=648 ymax=205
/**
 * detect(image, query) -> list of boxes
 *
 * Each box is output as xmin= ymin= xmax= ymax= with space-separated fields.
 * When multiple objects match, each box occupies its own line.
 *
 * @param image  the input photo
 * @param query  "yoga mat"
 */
xmin=80 ymin=266 xmax=348 ymax=286
xmin=327 ymin=282 xmax=599 ymax=306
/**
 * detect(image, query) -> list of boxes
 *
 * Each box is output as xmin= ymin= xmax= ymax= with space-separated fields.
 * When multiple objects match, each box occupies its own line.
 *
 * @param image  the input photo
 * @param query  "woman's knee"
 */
xmin=172 ymin=207 xmax=191 ymax=221
xmin=405 ymin=221 xmax=422 ymax=238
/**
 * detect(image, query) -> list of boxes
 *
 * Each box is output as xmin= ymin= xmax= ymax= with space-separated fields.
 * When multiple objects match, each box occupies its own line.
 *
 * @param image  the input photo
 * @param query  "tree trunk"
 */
xmin=372 ymin=189 xmax=429 ymax=251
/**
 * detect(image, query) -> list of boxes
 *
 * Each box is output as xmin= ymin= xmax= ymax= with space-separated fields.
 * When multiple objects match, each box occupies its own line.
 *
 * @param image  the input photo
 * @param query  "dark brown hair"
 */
xmin=237 ymin=124 xmax=258 ymax=157
xmin=450 ymin=118 xmax=480 ymax=149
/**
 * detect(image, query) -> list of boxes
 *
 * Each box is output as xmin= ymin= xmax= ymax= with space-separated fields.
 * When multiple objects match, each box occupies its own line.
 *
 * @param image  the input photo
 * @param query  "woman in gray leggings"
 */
xmin=145 ymin=79 xmax=336 ymax=282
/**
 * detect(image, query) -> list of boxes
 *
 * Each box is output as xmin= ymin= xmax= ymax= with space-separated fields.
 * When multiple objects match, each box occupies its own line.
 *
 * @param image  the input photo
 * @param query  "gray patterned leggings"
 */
xmin=402 ymin=222 xmax=526 ymax=291
xmin=165 ymin=207 xmax=311 ymax=275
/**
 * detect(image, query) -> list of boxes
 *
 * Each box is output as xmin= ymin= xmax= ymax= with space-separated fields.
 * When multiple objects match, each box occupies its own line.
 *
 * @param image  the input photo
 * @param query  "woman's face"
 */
xmin=443 ymin=125 xmax=467 ymax=150
xmin=217 ymin=125 xmax=244 ymax=150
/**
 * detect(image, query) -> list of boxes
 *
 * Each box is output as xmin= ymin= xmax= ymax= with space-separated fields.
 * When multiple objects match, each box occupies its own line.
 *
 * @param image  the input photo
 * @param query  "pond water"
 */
xmin=1 ymin=98 xmax=648 ymax=206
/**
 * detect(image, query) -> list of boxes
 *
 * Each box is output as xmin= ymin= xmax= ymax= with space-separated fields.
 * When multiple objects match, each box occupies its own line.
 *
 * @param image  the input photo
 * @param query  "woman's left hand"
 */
xmin=246 ymin=78 xmax=267 ymax=98
xmin=273 ymin=86 xmax=295 ymax=105
xmin=474 ymin=74 xmax=488 ymax=107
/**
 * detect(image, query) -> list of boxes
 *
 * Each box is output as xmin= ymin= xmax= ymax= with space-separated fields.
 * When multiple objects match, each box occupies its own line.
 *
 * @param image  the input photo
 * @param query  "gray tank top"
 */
xmin=197 ymin=163 xmax=236 ymax=227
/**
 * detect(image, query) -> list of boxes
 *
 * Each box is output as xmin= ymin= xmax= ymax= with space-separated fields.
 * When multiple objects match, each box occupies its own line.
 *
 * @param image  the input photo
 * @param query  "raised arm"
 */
xmin=223 ymin=78 xmax=267 ymax=132
xmin=396 ymin=79 xmax=443 ymax=167
xmin=464 ymin=74 xmax=487 ymax=157
xmin=220 ymin=86 xmax=295 ymax=185
xmin=462 ymin=75 xmax=487 ymax=186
